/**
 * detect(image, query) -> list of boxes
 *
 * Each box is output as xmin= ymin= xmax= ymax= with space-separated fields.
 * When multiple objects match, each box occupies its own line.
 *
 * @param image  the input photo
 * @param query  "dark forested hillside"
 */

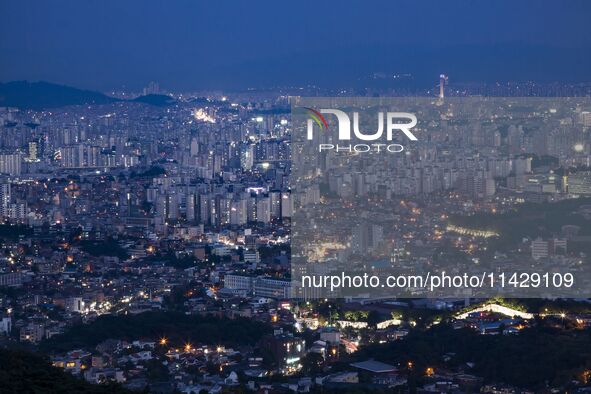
xmin=0 ymin=348 xmax=134 ymax=394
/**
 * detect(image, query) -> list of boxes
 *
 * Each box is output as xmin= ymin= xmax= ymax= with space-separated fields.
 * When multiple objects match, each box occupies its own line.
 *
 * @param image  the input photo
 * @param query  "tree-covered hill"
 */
xmin=351 ymin=323 xmax=591 ymax=390
xmin=0 ymin=348 xmax=134 ymax=394
xmin=39 ymin=311 xmax=272 ymax=353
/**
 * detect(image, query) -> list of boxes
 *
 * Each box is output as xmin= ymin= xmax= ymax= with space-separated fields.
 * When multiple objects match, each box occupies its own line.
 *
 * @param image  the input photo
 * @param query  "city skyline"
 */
xmin=2 ymin=1 xmax=591 ymax=393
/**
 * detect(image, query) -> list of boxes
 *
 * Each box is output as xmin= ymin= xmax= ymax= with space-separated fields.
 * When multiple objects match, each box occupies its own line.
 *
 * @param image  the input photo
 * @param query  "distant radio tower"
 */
xmin=439 ymin=74 xmax=448 ymax=99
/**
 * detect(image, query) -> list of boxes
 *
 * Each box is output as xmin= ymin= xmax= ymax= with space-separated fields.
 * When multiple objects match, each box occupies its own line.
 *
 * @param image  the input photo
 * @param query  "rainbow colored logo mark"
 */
xmin=304 ymin=107 xmax=329 ymax=130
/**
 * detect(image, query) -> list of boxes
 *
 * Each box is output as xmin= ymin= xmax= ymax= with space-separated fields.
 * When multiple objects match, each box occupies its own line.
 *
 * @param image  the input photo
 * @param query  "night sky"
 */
xmin=1 ymin=0 xmax=590 ymax=91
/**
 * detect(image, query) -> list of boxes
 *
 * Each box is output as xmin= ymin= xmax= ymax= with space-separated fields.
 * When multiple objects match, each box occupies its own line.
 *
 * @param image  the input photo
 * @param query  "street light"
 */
xmin=560 ymin=312 xmax=566 ymax=328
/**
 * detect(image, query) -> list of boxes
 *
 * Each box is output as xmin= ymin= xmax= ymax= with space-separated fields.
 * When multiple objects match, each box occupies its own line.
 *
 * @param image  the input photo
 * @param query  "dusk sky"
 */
xmin=1 ymin=0 xmax=591 ymax=91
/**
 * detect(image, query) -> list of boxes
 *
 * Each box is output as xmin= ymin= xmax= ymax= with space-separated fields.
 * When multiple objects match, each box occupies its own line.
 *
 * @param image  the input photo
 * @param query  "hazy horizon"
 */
xmin=2 ymin=0 xmax=591 ymax=91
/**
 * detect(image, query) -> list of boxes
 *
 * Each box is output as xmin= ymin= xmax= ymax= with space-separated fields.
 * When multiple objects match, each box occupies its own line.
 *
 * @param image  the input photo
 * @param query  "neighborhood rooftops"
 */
xmin=350 ymin=360 xmax=397 ymax=373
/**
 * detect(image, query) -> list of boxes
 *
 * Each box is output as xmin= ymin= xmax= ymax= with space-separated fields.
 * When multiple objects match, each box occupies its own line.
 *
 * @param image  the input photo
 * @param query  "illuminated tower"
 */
xmin=439 ymin=74 xmax=448 ymax=99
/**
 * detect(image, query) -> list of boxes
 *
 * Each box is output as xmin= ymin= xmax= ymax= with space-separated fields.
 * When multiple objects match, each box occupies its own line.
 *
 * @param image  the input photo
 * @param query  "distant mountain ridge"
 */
xmin=0 ymin=81 xmax=176 ymax=110
xmin=0 ymin=81 xmax=116 ymax=110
